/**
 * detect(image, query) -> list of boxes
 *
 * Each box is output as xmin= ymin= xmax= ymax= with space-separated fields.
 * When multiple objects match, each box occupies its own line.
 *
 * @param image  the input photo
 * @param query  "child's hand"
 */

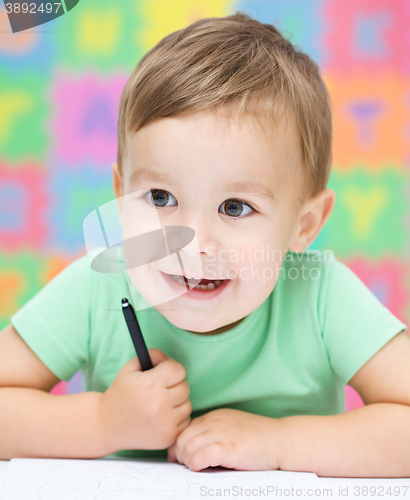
xmin=167 ymin=408 xmax=281 ymax=472
xmin=99 ymin=348 xmax=192 ymax=451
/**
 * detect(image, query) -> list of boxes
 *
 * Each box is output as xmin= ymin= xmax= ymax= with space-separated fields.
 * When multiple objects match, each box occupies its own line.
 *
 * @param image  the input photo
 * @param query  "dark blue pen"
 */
xmin=121 ymin=298 xmax=153 ymax=371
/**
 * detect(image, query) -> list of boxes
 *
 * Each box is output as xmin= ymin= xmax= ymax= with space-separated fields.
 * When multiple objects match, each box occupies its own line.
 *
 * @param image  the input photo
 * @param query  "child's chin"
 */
xmin=160 ymin=310 xmax=217 ymax=333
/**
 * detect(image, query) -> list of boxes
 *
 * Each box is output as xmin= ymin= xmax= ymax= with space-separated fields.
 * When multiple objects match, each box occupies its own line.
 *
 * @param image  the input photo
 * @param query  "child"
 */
xmin=1 ymin=12 xmax=409 ymax=477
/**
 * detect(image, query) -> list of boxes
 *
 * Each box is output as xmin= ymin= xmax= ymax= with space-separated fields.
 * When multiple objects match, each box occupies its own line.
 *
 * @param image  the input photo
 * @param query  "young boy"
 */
xmin=1 ymin=12 xmax=409 ymax=477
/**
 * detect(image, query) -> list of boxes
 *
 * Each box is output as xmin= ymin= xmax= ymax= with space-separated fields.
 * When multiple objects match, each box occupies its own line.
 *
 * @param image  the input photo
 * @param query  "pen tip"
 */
xmin=121 ymin=298 xmax=129 ymax=305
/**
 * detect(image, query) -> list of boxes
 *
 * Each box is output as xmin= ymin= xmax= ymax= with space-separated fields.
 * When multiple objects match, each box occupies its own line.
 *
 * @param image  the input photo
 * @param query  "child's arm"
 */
xmin=0 ymin=324 xmax=192 ymax=460
xmin=169 ymin=332 xmax=410 ymax=476
xmin=0 ymin=323 xmax=111 ymax=459
xmin=277 ymin=331 xmax=410 ymax=477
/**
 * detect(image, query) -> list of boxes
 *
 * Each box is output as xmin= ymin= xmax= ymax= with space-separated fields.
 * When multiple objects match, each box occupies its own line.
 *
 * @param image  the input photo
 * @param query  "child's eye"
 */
xmin=145 ymin=189 xmax=255 ymax=219
xmin=219 ymin=199 xmax=255 ymax=218
xmin=147 ymin=189 xmax=177 ymax=208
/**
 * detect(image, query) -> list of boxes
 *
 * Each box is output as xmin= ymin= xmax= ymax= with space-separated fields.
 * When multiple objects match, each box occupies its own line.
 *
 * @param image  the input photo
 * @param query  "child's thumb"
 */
xmin=148 ymin=347 xmax=171 ymax=367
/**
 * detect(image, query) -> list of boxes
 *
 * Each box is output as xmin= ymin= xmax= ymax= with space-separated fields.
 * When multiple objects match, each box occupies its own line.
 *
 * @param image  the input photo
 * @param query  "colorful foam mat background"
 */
xmin=1 ymin=0 xmax=409 ymax=410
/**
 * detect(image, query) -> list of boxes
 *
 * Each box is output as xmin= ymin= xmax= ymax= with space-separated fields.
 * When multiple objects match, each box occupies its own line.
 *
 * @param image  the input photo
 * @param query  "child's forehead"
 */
xmin=125 ymin=105 xmax=300 ymax=159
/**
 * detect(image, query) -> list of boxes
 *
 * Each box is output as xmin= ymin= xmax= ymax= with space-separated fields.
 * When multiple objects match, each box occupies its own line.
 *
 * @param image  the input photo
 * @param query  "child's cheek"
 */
xmin=233 ymin=244 xmax=253 ymax=264
xmin=238 ymin=242 xmax=285 ymax=289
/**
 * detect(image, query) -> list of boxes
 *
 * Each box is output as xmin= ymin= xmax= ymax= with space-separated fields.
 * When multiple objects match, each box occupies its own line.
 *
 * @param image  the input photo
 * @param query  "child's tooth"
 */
xmin=169 ymin=273 xmax=223 ymax=290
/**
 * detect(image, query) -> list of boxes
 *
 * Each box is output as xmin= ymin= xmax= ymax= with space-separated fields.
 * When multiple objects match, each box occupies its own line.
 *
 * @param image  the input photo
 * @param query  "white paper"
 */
xmin=4 ymin=457 xmax=409 ymax=499
xmin=2 ymin=457 xmax=319 ymax=499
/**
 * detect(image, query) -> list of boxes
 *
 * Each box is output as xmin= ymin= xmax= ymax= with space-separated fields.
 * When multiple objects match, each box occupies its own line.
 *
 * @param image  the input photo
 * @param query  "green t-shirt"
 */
xmin=11 ymin=249 xmax=407 ymax=459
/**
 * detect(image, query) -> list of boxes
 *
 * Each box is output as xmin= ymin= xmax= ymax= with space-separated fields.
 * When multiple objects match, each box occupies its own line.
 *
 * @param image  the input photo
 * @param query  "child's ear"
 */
xmin=288 ymin=188 xmax=336 ymax=253
xmin=112 ymin=162 xmax=125 ymax=228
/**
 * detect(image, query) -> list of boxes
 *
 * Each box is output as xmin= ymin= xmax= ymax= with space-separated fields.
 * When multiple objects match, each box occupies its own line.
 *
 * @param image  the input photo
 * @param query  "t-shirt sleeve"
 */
xmin=10 ymin=254 xmax=93 ymax=382
xmin=319 ymin=253 xmax=408 ymax=385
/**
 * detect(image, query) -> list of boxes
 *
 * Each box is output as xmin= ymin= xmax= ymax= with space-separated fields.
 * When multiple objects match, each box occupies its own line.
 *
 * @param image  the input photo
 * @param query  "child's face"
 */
xmin=114 ymin=109 xmax=307 ymax=335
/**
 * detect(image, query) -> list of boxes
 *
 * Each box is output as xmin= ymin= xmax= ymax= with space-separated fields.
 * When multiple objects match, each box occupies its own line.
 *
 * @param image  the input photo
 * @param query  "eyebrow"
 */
xmin=228 ymin=180 xmax=276 ymax=202
xmin=129 ymin=169 xmax=180 ymax=189
xmin=128 ymin=168 xmax=276 ymax=202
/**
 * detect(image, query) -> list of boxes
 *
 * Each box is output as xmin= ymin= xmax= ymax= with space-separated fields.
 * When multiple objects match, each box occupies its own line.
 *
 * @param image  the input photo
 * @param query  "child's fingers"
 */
xmin=174 ymin=399 xmax=192 ymax=425
xmin=176 ymin=414 xmax=192 ymax=433
xmin=119 ymin=355 xmax=144 ymax=373
xmin=168 ymin=444 xmax=177 ymax=463
xmin=148 ymin=347 xmax=169 ymax=367
xmin=151 ymin=358 xmax=187 ymax=387
xmin=168 ymin=379 xmax=190 ymax=407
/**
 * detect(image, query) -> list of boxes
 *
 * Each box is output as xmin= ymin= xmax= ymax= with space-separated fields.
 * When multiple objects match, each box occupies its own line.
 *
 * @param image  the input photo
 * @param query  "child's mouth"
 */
xmin=168 ymin=274 xmax=224 ymax=290
xmin=160 ymin=271 xmax=231 ymax=300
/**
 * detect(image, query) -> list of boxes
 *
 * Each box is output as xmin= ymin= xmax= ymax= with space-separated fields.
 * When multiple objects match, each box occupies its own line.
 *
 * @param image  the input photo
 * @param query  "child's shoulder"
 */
xmin=278 ymin=248 xmax=361 ymax=317
xmin=44 ymin=251 xmax=130 ymax=306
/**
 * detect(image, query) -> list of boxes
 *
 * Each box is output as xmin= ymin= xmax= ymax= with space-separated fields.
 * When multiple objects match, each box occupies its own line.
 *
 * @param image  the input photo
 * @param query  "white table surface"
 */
xmin=0 ymin=453 xmax=130 ymax=499
xmin=1 ymin=456 xmax=410 ymax=500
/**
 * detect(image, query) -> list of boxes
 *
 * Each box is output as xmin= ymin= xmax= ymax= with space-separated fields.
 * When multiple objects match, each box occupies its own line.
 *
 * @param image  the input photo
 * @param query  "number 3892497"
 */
xmin=5 ymin=3 xmax=62 ymax=14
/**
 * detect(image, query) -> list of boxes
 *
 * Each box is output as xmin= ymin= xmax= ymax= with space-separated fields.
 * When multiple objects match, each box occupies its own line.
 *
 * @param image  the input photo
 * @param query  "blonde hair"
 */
xmin=117 ymin=12 xmax=332 ymax=204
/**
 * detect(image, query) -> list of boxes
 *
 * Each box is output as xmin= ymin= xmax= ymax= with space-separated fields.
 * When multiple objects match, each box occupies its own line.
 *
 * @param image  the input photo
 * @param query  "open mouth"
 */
xmin=168 ymin=274 xmax=225 ymax=290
